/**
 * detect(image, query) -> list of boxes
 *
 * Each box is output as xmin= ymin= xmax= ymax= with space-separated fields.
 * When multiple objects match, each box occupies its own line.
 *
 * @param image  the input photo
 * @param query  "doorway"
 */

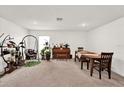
xmin=39 ymin=36 xmax=50 ymax=55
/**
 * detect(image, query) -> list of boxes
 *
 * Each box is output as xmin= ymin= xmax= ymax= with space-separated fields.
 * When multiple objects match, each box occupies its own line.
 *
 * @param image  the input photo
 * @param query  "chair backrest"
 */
xmin=101 ymin=52 xmax=114 ymax=66
xmin=78 ymin=47 xmax=84 ymax=52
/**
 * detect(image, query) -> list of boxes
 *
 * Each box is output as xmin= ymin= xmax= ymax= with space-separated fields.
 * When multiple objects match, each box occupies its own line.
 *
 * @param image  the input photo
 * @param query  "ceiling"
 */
xmin=0 ymin=5 xmax=124 ymax=31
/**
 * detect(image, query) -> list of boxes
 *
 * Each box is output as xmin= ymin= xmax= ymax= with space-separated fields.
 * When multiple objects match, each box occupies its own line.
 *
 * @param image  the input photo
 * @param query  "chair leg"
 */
xmin=81 ymin=61 xmax=83 ymax=69
xmin=90 ymin=67 xmax=93 ymax=76
xmin=108 ymin=71 xmax=111 ymax=79
xmin=108 ymin=68 xmax=111 ymax=79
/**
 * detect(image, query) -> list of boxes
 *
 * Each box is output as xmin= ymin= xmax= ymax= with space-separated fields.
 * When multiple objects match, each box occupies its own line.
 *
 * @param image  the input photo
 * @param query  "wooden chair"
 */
xmin=74 ymin=51 xmax=79 ymax=62
xmin=90 ymin=52 xmax=113 ymax=79
xmin=74 ymin=47 xmax=83 ymax=62
xmin=80 ymin=56 xmax=90 ymax=70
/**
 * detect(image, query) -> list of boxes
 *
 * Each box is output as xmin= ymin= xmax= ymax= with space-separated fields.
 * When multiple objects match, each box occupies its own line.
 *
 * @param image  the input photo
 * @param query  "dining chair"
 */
xmin=80 ymin=56 xmax=90 ymax=70
xmin=90 ymin=52 xmax=113 ymax=79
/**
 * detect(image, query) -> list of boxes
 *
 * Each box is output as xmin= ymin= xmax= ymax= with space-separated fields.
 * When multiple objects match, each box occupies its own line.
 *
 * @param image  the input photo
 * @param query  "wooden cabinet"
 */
xmin=52 ymin=48 xmax=70 ymax=59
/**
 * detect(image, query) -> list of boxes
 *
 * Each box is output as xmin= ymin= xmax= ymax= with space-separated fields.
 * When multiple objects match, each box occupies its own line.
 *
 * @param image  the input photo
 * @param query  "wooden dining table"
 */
xmin=81 ymin=53 xmax=101 ymax=76
xmin=75 ymin=50 xmax=96 ymax=62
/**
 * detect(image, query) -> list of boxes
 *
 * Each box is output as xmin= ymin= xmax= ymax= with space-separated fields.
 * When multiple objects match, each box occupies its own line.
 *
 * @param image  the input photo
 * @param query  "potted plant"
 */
xmin=40 ymin=48 xmax=46 ymax=60
xmin=44 ymin=47 xmax=51 ymax=61
xmin=64 ymin=44 xmax=69 ymax=48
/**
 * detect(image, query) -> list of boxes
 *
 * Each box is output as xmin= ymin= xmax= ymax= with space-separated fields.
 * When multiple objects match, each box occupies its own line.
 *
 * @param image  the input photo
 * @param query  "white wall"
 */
xmin=87 ymin=17 xmax=124 ymax=76
xmin=1 ymin=14 xmax=124 ymax=77
xmin=29 ymin=30 xmax=88 ymax=58
xmin=0 ymin=17 xmax=28 ymax=74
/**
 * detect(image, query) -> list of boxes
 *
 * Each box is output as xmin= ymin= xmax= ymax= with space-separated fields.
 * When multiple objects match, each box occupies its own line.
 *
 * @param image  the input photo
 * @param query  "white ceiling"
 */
xmin=0 ymin=5 xmax=124 ymax=31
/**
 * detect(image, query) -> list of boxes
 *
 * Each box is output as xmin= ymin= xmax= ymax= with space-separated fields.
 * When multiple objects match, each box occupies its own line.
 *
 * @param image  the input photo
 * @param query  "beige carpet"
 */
xmin=0 ymin=59 xmax=124 ymax=87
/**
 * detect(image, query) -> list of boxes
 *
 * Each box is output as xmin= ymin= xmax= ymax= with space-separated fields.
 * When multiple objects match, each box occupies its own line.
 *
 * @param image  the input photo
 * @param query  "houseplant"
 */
xmin=40 ymin=47 xmax=51 ymax=61
xmin=40 ymin=48 xmax=46 ymax=60
xmin=44 ymin=47 xmax=51 ymax=61
xmin=64 ymin=43 xmax=69 ymax=48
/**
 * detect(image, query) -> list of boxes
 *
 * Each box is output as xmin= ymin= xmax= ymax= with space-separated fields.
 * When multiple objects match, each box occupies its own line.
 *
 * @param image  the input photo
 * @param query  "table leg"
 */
xmin=90 ymin=59 xmax=94 ymax=76
xmin=87 ymin=62 xmax=89 ymax=70
xmin=81 ymin=61 xmax=83 ymax=69
xmin=99 ymin=62 xmax=102 ymax=79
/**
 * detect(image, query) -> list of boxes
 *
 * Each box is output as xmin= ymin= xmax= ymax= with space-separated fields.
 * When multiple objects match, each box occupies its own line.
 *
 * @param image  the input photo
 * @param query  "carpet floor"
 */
xmin=0 ymin=59 xmax=124 ymax=87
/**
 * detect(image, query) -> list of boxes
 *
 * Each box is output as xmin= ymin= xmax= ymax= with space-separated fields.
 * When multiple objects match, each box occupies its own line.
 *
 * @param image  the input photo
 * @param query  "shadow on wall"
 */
xmin=112 ymin=57 xmax=124 ymax=77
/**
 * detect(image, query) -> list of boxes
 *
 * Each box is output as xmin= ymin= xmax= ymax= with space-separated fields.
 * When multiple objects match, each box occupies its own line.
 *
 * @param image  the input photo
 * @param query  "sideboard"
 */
xmin=52 ymin=48 xmax=70 ymax=59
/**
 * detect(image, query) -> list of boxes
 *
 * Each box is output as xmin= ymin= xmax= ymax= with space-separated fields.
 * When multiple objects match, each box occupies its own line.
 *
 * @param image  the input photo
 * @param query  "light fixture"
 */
xmin=56 ymin=17 xmax=63 ymax=21
xmin=81 ymin=23 xmax=86 ymax=27
xmin=33 ymin=21 xmax=38 ymax=25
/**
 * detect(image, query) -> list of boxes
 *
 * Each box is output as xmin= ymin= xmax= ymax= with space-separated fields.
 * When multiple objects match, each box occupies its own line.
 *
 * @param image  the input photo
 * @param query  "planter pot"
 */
xmin=41 ymin=55 xmax=45 ymax=60
xmin=46 ymin=54 xmax=50 ymax=61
